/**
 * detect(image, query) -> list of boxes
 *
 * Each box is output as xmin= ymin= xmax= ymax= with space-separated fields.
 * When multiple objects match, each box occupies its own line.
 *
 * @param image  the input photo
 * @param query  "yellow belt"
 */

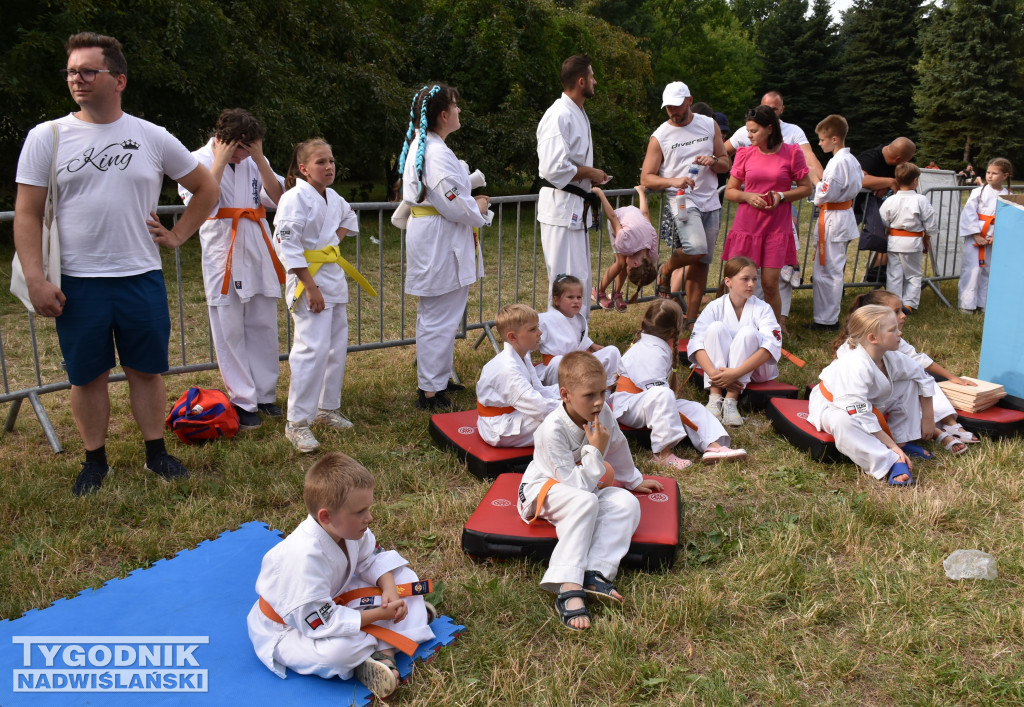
xmin=290 ymin=245 xmax=378 ymax=312
xmin=410 ymin=204 xmax=481 ymax=250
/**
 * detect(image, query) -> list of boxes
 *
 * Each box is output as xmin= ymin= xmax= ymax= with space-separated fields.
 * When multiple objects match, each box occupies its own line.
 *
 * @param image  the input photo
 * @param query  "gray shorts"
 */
xmin=659 ymin=207 xmax=721 ymax=265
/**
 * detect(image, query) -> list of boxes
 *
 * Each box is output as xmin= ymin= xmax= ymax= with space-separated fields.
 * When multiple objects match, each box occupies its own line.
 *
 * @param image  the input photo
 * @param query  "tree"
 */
xmin=913 ymin=0 xmax=1024 ymax=169
xmin=836 ymin=0 xmax=922 ymax=153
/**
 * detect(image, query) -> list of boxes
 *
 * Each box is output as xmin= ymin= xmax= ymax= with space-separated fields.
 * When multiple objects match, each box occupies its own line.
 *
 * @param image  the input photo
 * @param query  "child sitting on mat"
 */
xmin=537 ymin=274 xmax=623 ymax=388
xmin=518 ymin=351 xmax=663 ymax=631
xmin=247 ymin=452 xmax=435 ymax=701
xmin=808 ymin=305 xmax=936 ymax=486
xmin=688 ymin=256 xmax=781 ymax=427
xmin=610 ymin=299 xmax=746 ymax=469
xmin=477 ymin=303 xmax=561 ymax=447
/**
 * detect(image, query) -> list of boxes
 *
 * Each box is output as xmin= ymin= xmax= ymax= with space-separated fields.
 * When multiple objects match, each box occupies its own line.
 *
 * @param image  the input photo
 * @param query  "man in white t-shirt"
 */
xmin=640 ymin=82 xmax=731 ymax=325
xmin=13 ymin=32 xmax=219 ymax=496
xmin=537 ymin=55 xmax=608 ymax=319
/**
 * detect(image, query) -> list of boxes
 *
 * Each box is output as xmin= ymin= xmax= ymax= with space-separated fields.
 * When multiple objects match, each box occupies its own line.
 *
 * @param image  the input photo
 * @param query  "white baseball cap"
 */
xmin=661 ymin=82 xmax=691 ymax=108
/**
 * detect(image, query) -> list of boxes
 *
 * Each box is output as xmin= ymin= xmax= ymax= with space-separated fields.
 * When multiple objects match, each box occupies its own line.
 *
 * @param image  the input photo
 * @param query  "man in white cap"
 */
xmin=640 ymin=81 xmax=731 ymax=325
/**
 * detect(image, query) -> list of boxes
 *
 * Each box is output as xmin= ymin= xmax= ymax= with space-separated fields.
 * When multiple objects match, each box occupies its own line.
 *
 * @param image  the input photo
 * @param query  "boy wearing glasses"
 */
xmin=13 ymin=32 xmax=219 ymax=496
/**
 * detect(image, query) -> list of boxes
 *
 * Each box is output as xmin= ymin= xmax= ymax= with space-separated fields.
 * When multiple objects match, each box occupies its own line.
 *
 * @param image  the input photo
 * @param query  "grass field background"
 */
xmin=2 ymin=193 xmax=1023 ymax=704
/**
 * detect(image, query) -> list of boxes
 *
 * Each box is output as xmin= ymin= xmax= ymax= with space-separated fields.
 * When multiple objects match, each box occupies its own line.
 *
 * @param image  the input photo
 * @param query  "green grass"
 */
xmin=2 ymin=199 xmax=1024 ymax=704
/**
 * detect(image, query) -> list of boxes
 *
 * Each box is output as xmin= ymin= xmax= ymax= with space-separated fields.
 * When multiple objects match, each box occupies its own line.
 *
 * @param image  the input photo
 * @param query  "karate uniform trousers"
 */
xmin=811 ymin=148 xmax=862 ymax=325
xmin=609 ymin=333 xmax=730 ymax=454
xmin=517 ymin=403 xmax=642 ymax=593
xmin=688 ymin=294 xmax=781 ymax=390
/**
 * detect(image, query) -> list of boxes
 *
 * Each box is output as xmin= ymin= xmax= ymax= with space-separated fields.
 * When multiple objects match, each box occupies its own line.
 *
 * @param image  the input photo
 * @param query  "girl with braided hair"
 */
xmin=399 ymin=84 xmax=492 ymax=410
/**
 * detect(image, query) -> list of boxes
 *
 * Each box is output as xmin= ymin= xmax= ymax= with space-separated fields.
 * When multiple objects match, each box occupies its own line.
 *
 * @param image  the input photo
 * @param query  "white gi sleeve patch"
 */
xmin=846 ymin=402 xmax=870 ymax=416
xmin=305 ymin=602 xmax=332 ymax=629
xmin=445 ymin=186 xmax=460 ymax=201
xmin=277 ymin=226 xmax=292 ymax=241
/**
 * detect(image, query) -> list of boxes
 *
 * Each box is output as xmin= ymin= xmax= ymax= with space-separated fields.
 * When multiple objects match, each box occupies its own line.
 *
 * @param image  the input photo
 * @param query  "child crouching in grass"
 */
xmin=518 ymin=351 xmax=662 ymax=631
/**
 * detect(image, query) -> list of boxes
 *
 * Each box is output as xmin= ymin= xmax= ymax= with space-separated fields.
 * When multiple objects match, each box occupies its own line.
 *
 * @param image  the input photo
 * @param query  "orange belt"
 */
xmin=889 ymin=229 xmax=923 ymax=237
xmin=257 ymin=579 xmax=434 ymax=657
xmin=977 ymin=214 xmax=995 ymax=267
xmin=541 ymin=354 xmax=555 ymax=365
xmin=526 ymin=477 xmax=559 ymax=525
xmin=615 ymin=375 xmax=698 ymax=430
xmin=817 ymin=200 xmax=853 ymax=265
xmin=818 ymin=381 xmax=892 ymax=438
xmin=210 ymin=206 xmax=286 ymax=295
xmin=477 ymin=402 xmax=516 ymax=417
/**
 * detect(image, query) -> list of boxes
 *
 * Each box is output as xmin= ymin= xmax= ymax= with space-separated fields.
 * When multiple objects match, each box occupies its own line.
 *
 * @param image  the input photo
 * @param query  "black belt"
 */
xmin=540 ymin=179 xmax=601 ymax=232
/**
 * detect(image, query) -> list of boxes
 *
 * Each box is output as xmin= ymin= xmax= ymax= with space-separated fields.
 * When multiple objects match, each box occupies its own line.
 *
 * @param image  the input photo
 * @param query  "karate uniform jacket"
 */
xmin=476 ymin=343 xmax=560 ymax=443
xmin=687 ymin=295 xmax=781 ymax=368
xmin=813 ymin=147 xmax=863 ymax=243
xmin=179 ymin=139 xmax=285 ymax=304
xmin=273 ymin=179 xmax=359 ymax=306
xmin=609 ymin=334 xmax=678 ymax=415
xmin=536 ymin=309 xmax=593 ymax=374
xmin=879 ymin=190 xmax=938 ymax=253
xmin=247 ymin=516 xmax=409 ymax=678
xmin=537 ymin=94 xmax=594 ymax=229
xmin=517 ymin=402 xmax=643 ymax=521
xmin=959 ymin=185 xmax=1007 ymax=238
xmin=403 ymin=131 xmax=490 ymax=297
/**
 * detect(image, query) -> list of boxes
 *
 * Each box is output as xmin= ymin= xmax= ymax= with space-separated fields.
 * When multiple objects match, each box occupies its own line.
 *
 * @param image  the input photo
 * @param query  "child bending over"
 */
xmin=592 ymin=186 xmax=659 ymax=312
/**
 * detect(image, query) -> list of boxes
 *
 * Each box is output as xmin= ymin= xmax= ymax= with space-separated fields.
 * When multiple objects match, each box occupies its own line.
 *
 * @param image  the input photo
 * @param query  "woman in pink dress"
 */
xmin=723 ymin=105 xmax=813 ymax=320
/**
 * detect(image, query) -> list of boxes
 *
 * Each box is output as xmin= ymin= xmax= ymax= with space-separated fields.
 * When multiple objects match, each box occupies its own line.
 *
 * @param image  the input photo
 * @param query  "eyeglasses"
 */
xmin=60 ymin=68 xmax=113 ymax=82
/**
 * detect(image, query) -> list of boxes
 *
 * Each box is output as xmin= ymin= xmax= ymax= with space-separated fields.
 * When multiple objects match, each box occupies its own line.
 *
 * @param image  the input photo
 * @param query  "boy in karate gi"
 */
xmin=808 ymin=115 xmax=863 ymax=330
xmin=879 ymin=162 xmax=937 ymax=311
xmin=518 ymin=351 xmax=662 ymax=630
xmin=247 ymin=452 xmax=435 ymax=700
xmin=476 ymin=304 xmax=561 ymax=447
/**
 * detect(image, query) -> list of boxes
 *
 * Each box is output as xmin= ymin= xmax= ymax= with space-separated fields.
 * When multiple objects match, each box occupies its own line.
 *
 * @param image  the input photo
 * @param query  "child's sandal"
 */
xmin=937 ymin=431 xmax=968 ymax=456
xmin=594 ymin=287 xmax=614 ymax=310
xmin=554 ymin=589 xmax=591 ymax=631
xmin=611 ymin=291 xmax=627 ymax=312
xmin=583 ymin=570 xmax=624 ymax=605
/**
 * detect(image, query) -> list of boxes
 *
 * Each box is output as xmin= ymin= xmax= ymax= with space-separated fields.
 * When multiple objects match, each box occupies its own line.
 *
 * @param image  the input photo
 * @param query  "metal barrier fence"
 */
xmin=0 ymin=184 xmax=1007 ymax=452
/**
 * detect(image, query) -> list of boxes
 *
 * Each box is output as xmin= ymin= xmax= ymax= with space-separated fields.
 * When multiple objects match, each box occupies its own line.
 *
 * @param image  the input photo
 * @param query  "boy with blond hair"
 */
xmin=247 ymin=453 xmax=435 ymax=700
xmin=476 ymin=303 xmax=561 ymax=447
xmin=808 ymin=114 xmax=863 ymax=331
xmin=879 ymin=162 xmax=938 ymax=311
xmin=519 ymin=351 xmax=663 ymax=630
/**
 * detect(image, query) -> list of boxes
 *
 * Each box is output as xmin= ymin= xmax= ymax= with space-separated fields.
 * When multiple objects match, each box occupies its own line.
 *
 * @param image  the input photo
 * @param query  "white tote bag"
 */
xmin=11 ymin=121 xmax=61 ymax=313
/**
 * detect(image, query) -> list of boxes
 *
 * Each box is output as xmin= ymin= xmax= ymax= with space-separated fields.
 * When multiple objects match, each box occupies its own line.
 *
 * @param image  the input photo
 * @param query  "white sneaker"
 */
xmin=705 ymin=394 xmax=724 ymax=420
xmin=722 ymin=398 xmax=743 ymax=426
xmin=702 ymin=446 xmax=748 ymax=463
xmin=315 ymin=409 xmax=353 ymax=430
xmin=286 ymin=422 xmax=320 ymax=453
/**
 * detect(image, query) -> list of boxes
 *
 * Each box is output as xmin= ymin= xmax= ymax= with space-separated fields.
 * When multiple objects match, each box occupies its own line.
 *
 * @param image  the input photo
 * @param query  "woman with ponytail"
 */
xmin=399 ymin=84 xmax=493 ymax=410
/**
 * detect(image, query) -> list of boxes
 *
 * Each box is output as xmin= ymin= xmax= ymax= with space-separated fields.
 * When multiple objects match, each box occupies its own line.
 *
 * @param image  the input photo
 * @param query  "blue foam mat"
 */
xmin=0 ymin=522 xmax=464 ymax=706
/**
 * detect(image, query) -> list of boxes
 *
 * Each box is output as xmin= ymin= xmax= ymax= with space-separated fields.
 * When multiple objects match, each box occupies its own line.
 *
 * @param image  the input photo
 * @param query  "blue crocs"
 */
xmin=887 ymin=462 xmax=914 ymax=486
xmin=900 ymin=442 xmax=934 ymax=460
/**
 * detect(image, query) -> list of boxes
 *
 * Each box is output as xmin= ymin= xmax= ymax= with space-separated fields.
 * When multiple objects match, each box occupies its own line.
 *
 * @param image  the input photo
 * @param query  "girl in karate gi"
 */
xmin=537 ymin=274 xmax=622 ymax=388
xmin=609 ymin=299 xmax=746 ymax=469
xmin=398 ymin=84 xmax=493 ymax=411
xmin=591 ymin=186 xmax=658 ymax=312
xmin=808 ymin=305 xmax=936 ymax=485
xmin=958 ymin=157 xmax=1012 ymax=312
xmin=831 ymin=290 xmax=976 ymax=455
xmin=274 ymin=139 xmax=359 ymax=453
xmin=688 ymin=256 xmax=781 ymax=426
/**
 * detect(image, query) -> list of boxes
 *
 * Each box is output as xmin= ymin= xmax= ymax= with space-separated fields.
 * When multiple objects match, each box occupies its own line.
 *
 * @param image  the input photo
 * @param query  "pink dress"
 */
xmin=722 ymin=143 xmax=808 ymax=269
xmin=612 ymin=205 xmax=658 ymax=268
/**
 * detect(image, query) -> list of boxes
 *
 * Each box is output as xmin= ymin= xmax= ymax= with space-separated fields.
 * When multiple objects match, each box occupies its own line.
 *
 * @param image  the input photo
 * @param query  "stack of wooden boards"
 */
xmin=937 ymin=377 xmax=1006 ymax=412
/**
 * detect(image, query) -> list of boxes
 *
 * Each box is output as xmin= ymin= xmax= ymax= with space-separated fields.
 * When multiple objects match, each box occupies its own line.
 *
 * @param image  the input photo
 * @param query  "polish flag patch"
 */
xmin=773 ymin=328 xmax=781 ymax=342
xmin=445 ymin=186 xmax=460 ymax=201
xmin=305 ymin=612 xmax=324 ymax=629
xmin=821 ymin=181 xmax=830 ymax=194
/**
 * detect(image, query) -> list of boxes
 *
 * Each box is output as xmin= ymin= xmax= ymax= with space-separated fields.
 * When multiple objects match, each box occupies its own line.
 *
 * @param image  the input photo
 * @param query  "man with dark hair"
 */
xmin=13 ymin=32 xmax=219 ymax=495
xmin=537 ymin=55 xmax=608 ymax=318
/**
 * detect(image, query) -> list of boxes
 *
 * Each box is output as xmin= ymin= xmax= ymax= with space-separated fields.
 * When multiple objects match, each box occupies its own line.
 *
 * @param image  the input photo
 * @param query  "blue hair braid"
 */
xmin=397 ymin=86 xmax=427 ymax=176
xmin=414 ymin=85 xmax=441 ymax=203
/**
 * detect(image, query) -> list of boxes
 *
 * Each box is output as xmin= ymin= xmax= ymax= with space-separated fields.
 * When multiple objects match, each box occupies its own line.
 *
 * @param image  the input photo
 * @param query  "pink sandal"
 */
xmin=611 ymin=291 xmax=627 ymax=313
xmin=653 ymin=453 xmax=692 ymax=470
xmin=593 ymin=287 xmax=613 ymax=310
